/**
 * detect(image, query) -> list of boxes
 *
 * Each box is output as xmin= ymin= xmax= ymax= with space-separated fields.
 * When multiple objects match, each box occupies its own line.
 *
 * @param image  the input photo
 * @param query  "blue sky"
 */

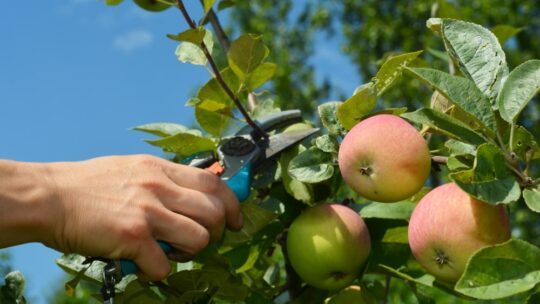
xmin=0 ymin=1 xmax=359 ymax=302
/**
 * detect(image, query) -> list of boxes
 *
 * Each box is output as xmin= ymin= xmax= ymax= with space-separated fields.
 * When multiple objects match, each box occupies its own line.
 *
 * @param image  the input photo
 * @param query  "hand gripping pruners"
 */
xmin=100 ymin=110 xmax=318 ymax=303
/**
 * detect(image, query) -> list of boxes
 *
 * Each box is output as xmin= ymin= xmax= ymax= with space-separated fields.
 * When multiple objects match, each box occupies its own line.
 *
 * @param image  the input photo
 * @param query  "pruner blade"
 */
xmin=261 ymin=128 xmax=319 ymax=161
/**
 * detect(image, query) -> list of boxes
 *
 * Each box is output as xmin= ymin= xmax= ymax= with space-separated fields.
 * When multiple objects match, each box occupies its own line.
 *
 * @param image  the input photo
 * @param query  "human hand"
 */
xmin=41 ymin=155 xmax=243 ymax=281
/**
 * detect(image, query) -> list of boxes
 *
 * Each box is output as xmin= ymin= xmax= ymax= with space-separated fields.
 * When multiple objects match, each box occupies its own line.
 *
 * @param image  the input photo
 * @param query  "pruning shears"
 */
xmin=100 ymin=110 xmax=318 ymax=303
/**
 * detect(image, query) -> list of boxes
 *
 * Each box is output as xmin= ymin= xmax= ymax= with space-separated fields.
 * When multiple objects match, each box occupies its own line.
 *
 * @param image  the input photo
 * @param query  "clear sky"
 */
xmin=0 ymin=1 xmax=359 ymax=302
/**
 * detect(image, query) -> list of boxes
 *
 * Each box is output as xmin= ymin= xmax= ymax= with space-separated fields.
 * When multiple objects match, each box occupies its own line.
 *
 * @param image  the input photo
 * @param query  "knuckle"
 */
xmin=118 ymin=218 xmax=150 ymax=242
xmin=139 ymin=178 xmax=164 ymax=191
xmin=208 ymin=201 xmax=226 ymax=222
xmin=146 ymin=263 xmax=171 ymax=282
xmin=199 ymin=171 xmax=223 ymax=194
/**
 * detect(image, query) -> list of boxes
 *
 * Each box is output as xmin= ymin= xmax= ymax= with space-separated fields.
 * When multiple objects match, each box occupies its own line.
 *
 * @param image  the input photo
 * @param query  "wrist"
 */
xmin=0 ymin=160 xmax=59 ymax=247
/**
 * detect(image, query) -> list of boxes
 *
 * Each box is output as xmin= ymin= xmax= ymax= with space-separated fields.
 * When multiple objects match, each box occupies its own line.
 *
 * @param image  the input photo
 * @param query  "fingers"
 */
xmin=160 ymin=187 xmax=227 ymax=241
xmin=135 ymin=240 xmax=171 ymax=282
xmin=150 ymin=208 xmax=211 ymax=257
xmin=161 ymin=162 xmax=243 ymax=231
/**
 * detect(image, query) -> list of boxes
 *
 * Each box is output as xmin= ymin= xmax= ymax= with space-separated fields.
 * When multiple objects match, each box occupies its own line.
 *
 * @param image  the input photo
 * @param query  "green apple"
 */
xmin=287 ymin=204 xmax=371 ymax=290
xmin=324 ymin=285 xmax=371 ymax=304
xmin=338 ymin=114 xmax=431 ymax=202
xmin=133 ymin=0 xmax=171 ymax=12
xmin=408 ymin=182 xmax=511 ymax=283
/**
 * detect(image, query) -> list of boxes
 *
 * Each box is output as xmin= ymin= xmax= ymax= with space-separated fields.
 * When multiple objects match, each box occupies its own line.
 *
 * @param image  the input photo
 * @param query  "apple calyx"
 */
xmin=434 ymin=249 xmax=450 ymax=267
xmin=359 ymin=166 xmax=372 ymax=176
xmin=330 ymin=271 xmax=348 ymax=280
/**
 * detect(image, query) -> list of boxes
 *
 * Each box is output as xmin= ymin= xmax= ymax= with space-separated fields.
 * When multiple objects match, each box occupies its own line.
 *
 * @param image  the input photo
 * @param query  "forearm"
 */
xmin=0 ymin=160 xmax=55 ymax=248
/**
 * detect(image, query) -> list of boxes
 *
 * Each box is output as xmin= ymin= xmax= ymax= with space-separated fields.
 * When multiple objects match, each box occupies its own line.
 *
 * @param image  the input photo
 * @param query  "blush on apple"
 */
xmin=408 ymin=182 xmax=511 ymax=283
xmin=286 ymin=204 xmax=371 ymax=290
xmin=338 ymin=114 xmax=431 ymax=203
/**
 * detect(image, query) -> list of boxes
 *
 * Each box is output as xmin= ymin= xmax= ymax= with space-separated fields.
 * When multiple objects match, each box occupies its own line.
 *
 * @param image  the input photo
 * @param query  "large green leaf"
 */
xmin=167 ymin=27 xmax=207 ymax=45
xmin=374 ymin=50 xmax=423 ymax=95
xmin=196 ymin=67 xmax=239 ymax=108
xmin=146 ymin=132 xmax=216 ymax=156
xmin=455 ymin=239 xmax=540 ymax=300
xmin=195 ymin=107 xmax=232 ymax=137
xmin=336 ymin=82 xmax=377 ymax=130
xmin=288 ymin=147 xmax=335 ymax=183
xmin=428 ymin=18 xmax=508 ymax=102
xmin=314 ymin=134 xmax=339 ymax=154
xmin=449 ymin=143 xmax=521 ymax=205
xmin=524 ymin=187 xmax=540 ymax=213
xmin=497 ymin=60 xmax=540 ymax=122
xmin=509 ymin=125 xmax=540 ymax=161
xmin=401 ymin=108 xmax=485 ymax=145
xmin=228 ymin=34 xmax=268 ymax=81
xmin=407 ymin=67 xmax=496 ymax=133
xmin=318 ymin=101 xmax=345 ymax=136
xmin=246 ymin=62 xmax=276 ymax=91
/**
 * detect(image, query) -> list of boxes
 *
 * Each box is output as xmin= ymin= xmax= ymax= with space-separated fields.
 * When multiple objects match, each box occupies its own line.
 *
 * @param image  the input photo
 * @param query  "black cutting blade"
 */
xmin=260 ymin=128 xmax=319 ymax=162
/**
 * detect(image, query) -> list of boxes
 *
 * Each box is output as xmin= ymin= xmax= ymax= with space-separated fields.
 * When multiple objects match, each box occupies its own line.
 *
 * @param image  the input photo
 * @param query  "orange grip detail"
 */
xmin=208 ymin=162 xmax=225 ymax=175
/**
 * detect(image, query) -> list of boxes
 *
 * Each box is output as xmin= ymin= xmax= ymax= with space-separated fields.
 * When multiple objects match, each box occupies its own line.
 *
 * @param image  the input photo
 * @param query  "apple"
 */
xmin=408 ymin=182 xmax=511 ymax=283
xmin=286 ymin=204 xmax=371 ymax=290
xmin=338 ymin=114 xmax=431 ymax=202
xmin=324 ymin=285 xmax=371 ymax=304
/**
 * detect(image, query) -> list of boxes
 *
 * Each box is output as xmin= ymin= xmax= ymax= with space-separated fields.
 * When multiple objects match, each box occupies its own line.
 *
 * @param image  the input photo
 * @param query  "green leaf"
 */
xmin=197 ymin=67 xmax=239 ymax=108
xmin=288 ymin=147 xmax=335 ymax=183
xmin=105 ymin=0 xmax=123 ymax=5
xmin=146 ymin=133 xmax=216 ymax=156
xmin=450 ymin=143 xmax=521 ymax=205
xmin=337 ymin=82 xmax=377 ymax=130
xmin=375 ymin=50 xmax=423 ymax=95
xmin=407 ymin=67 xmax=496 ymax=133
xmin=279 ymin=145 xmax=313 ymax=203
xmin=132 ymin=122 xmax=202 ymax=137
xmin=360 ymin=201 xmax=416 ymax=221
xmin=167 ymin=27 xmax=206 ymax=44
xmin=429 ymin=18 xmax=508 ymax=101
xmin=524 ymin=187 xmax=540 ymax=213
xmin=202 ymin=0 xmax=216 ymax=15
xmin=510 ymin=125 xmax=540 ymax=161
xmin=318 ymin=101 xmax=345 ymax=135
xmin=1 ymin=271 xmax=26 ymax=302
xmin=445 ymin=139 xmax=476 ymax=156
xmin=222 ymin=203 xmax=278 ymax=248
xmin=250 ymin=98 xmax=280 ymax=120
xmin=195 ymin=107 xmax=231 ymax=136
xmin=401 ymin=108 xmax=485 ymax=145
xmin=175 ymin=29 xmax=214 ymax=66
xmin=314 ymin=134 xmax=339 ymax=153
xmin=117 ymin=280 xmax=162 ymax=303
xmin=426 ymin=47 xmax=449 ymax=62
xmin=491 ymin=25 xmax=523 ymax=46
xmin=497 ymin=60 xmax=540 ymax=122
xmin=228 ymin=34 xmax=268 ymax=81
xmin=246 ymin=62 xmax=276 ymax=91
xmin=455 ymin=239 xmax=540 ymax=300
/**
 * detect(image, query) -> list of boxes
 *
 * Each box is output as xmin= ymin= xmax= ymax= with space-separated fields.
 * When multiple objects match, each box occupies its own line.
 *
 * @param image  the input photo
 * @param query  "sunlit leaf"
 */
xmin=497 ymin=60 xmax=540 ymax=122
xmin=337 ymin=82 xmax=377 ymax=130
xmin=146 ymin=132 xmax=216 ymax=156
xmin=523 ymin=187 xmax=540 ymax=213
xmin=132 ymin=122 xmax=202 ymax=137
xmin=407 ymin=68 xmax=496 ymax=133
xmin=202 ymin=0 xmax=216 ymax=15
xmin=222 ymin=203 xmax=278 ymax=248
xmin=167 ymin=27 xmax=206 ymax=44
xmin=246 ymin=62 xmax=277 ymax=91
xmin=428 ymin=18 xmax=508 ymax=102
xmin=456 ymin=239 xmax=540 ymax=299
xmin=228 ymin=34 xmax=268 ymax=80
xmin=279 ymin=145 xmax=313 ymax=203
xmin=318 ymin=101 xmax=345 ymax=136
xmin=401 ymin=108 xmax=485 ymax=145
xmin=375 ymin=50 xmax=423 ymax=95
xmin=450 ymin=143 xmax=521 ymax=205
xmin=175 ymin=29 xmax=214 ymax=66
xmin=288 ymin=147 xmax=335 ymax=183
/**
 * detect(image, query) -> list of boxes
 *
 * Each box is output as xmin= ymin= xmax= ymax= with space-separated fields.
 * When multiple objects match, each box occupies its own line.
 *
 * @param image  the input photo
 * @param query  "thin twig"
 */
xmin=431 ymin=156 xmax=448 ymax=165
xmin=177 ymin=0 xmax=267 ymax=138
xmin=203 ymin=2 xmax=258 ymax=111
xmin=509 ymin=124 xmax=516 ymax=153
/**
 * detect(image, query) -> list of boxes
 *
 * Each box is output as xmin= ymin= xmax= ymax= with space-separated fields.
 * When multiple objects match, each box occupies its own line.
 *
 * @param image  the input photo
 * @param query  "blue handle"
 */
xmin=119 ymin=165 xmax=252 ymax=276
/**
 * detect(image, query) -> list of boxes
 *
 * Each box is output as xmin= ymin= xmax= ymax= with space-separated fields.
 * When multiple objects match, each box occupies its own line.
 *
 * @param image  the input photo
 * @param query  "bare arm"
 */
xmin=0 ymin=155 xmax=243 ymax=281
